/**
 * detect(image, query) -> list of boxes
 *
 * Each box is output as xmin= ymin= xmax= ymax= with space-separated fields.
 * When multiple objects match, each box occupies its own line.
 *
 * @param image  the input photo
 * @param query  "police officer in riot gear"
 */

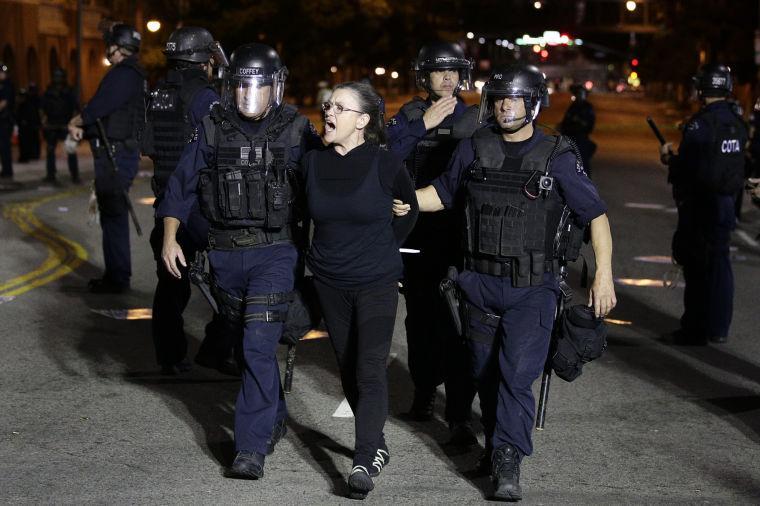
xmin=158 ymin=43 xmax=321 ymax=479
xmin=0 ymin=62 xmax=15 ymax=179
xmin=660 ymin=63 xmax=747 ymax=345
xmin=386 ymin=42 xmax=478 ymax=442
xmin=69 ymin=23 xmax=146 ymax=293
xmin=143 ymin=26 xmax=227 ymax=375
xmin=398 ymin=64 xmax=616 ymax=501
xmin=559 ymin=83 xmax=596 ymax=177
xmin=42 ymin=68 xmax=80 ymax=184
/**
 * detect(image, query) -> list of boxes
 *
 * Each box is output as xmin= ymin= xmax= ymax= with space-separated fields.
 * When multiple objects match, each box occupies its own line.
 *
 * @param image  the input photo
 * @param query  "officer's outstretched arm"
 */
xmin=588 ymin=214 xmax=617 ymax=318
xmin=393 ymin=185 xmax=444 ymax=216
xmin=161 ymin=217 xmax=186 ymax=279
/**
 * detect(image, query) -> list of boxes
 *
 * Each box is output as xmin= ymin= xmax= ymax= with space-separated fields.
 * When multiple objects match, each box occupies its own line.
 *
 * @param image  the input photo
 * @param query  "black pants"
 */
xmin=0 ymin=125 xmax=12 ymax=177
xmin=314 ymin=278 xmax=398 ymax=467
xmin=18 ymin=125 xmax=40 ymax=162
xmin=44 ymin=128 xmax=78 ymax=180
xmin=149 ymin=217 xmax=230 ymax=367
xmin=403 ymin=253 xmax=475 ymax=423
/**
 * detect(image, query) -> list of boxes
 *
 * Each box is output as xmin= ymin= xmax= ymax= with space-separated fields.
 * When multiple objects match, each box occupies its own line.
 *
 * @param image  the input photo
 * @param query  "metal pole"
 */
xmin=76 ymin=0 xmax=83 ymax=104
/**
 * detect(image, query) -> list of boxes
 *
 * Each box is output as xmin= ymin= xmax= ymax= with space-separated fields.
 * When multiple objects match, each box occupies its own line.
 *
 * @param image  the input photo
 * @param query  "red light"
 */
xmin=631 ymin=58 xmax=639 ymax=67
xmin=540 ymin=49 xmax=549 ymax=58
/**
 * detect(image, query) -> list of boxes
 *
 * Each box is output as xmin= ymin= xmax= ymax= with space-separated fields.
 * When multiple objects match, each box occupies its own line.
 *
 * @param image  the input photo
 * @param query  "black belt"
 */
xmin=466 ymin=257 xmax=556 ymax=277
xmin=208 ymin=227 xmax=291 ymax=250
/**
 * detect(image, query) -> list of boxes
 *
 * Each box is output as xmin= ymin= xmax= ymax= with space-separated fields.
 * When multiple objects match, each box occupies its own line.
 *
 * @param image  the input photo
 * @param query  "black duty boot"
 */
xmin=229 ymin=451 xmax=265 ymax=479
xmin=266 ymin=419 xmax=287 ymax=455
xmin=348 ymin=465 xmax=374 ymax=500
xmin=492 ymin=444 xmax=522 ymax=501
xmin=405 ymin=389 xmax=435 ymax=421
xmin=369 ymin=442 xmax=390 ymax=477
xmin=447 ymin=420 xmax=478 ymax=447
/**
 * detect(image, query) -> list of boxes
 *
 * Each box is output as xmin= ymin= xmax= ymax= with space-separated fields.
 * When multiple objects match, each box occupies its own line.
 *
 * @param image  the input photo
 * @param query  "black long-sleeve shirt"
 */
xmin=304 ymin=142 xmax=419 ymax=289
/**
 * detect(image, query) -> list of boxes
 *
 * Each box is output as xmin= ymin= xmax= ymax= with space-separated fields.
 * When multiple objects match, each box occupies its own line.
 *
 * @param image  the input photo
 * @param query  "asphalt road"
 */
xmin=1 ymin=92 xmax=759 ymax=504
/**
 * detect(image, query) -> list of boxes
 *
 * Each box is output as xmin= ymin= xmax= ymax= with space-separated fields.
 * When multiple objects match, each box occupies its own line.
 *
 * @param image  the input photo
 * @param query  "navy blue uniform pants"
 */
xmin=209 ymin=243 xmax=296 ymax=455
xmin=679 ymin=195 xmax=735 ymax=338
xmin=93 ymin=148 xmax=138 ymax=286
xmin=458 ymin=270 xmax=559 ymax=458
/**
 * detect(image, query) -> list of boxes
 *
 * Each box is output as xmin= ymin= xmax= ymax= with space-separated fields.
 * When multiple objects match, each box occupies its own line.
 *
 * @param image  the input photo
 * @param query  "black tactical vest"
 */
xmin=100 ymin=57 xmax=147 ymax=145
xmin=144 ymin=69 xmax=213 ymax=195
xmin=696 ymin=107 xmax=749 ymax=195
xmin=198 ymin=103 xmax=307 ymax=239
xmin=401 ymin=97 xmax=479 ymax=188
xmin=464 ymin=128 xmax=577 ymax=279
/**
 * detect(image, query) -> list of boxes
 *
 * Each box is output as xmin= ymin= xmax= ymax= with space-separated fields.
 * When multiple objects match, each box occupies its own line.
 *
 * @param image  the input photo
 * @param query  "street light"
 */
xmin=466 ymin=32 xmax=474 ymax=39
xmin=534 ymin=1 xmax=542 ymax=9
xmin=375 ymin=67 xmax=386 ymax=76
xmin=625 ymin=1 xmax=637 ymax=12
xmin=391 ymin=71 xmax=399 ymax=79
xmin=146 ymin=20 xmax=161 ymax=32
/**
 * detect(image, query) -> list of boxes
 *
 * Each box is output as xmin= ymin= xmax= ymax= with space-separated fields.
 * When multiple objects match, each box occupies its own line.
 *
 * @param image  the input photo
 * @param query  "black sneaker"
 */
xmin=405 ymin=389 xmax=435 ymax=421
xmin=87 ymin=277 xmax=129 ymax=294
xmin=491 ymin=444 xmax=522 ymax=501
xmin=369 ymin=444 xmax=390 ymax=478
xmin=266 ymin=419 xmax=287 ymax=455
xmin=228 ymin=451 xmax=265 ymax=479
xmin=347 ymin=465 xmax=374 ymax=500
xmin=447 ymin=421 xmax=478 ymax=447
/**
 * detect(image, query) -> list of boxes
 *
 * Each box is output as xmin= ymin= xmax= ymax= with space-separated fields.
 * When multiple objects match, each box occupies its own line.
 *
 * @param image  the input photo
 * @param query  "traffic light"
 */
xmin=631 ymin=58 xmax=639 ymax=67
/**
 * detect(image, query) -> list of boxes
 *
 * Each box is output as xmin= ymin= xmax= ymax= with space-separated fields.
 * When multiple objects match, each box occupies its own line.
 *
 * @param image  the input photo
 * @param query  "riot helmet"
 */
xmin=477 ymin=64 xmax=549 ymax=130
xmin=413 ymin=42 xmax=473 ymax=97
xmin=52 ymin=67 xmax=67 ymax=85
xmin=693 ymin=63 xmax=732 ymax=98
xmin=163 ymin=26 xmax=228 ymax=68
xmin=570 ymin=83 xmax=588 ymax=102
xmin=103 ymin=23 xmax=141 ymax=53
xmin=221 ymin=43 xmax=287 ymax=119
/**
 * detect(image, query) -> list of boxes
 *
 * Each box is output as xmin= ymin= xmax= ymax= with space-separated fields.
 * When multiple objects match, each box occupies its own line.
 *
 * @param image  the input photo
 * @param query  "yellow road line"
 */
xmin=0 ymin=188 xmax=89 ymax=298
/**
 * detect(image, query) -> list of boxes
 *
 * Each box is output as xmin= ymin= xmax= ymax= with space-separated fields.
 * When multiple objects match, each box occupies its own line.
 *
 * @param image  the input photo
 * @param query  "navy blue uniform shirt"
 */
xmin=386 ymin=97 xmax=469 ymax=160
xmin=80 ymin=56 xmax=144 ymax=126
xmin=432 ymin=127 xmax=607 ymax=226
xmin=158 ymin=106 xmax=321 ymax=225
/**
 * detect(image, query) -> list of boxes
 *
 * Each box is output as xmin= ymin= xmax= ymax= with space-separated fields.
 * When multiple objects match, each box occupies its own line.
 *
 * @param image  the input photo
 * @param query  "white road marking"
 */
xmin=0 ymin=296 xmax=16 ymax=305
xmin=634 ymin=255 xmax=673 ymax=264
xmin=624 ymin=203 xmax=665 ymax=210
xmin=735 ymin=229 xmax=760 ymax=248
xmin=399 ymin=248 xmax=421 ymax=254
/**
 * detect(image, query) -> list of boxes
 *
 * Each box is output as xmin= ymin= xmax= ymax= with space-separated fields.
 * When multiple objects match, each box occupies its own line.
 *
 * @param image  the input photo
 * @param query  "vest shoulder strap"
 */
xmin=202 ymin=105 xmax=221 ymax=146
xmin=451 ymin=104 xmax=480 ymax=139
xmin=521 ymin=134 xmax=575 ymax=174
xmin=401 ymin=97 xmax=428 ymax=122
xmin=472 ymin=127 xmax=504 ymax=169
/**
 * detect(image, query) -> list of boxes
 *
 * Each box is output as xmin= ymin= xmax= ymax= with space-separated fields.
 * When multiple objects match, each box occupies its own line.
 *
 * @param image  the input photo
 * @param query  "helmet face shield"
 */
xmin=209 ymin=41 xmax=229 ymax=69
xmin=477 ymin=89 xmax=541 ymax=127
xmin=222 ymin=68 xmax=286 ymax=119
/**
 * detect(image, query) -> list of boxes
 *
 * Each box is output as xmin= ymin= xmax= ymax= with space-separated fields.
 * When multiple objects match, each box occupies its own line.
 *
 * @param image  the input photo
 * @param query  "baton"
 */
xmin=94 ymin=118 xmax=143 ymax=236
xmin=535 ymin=364 xmax=552 ymax=430
xmin=283 ymin=344 xmax=296 ymax=394
xmin=646 ymin=116 xmax=667 ymax=146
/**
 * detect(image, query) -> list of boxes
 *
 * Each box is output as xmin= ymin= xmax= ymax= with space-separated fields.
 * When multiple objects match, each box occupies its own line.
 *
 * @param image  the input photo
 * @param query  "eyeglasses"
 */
xmin=321 ymin=102 xmax=364 ymax=115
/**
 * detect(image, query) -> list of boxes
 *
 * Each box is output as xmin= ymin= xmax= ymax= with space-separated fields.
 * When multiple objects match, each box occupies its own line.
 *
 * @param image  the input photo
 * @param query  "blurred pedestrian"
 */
xmin=68 ymin=23 xmax=146 ymax=293
xmin=42 ymin=68 xmax=80 ymax=184
xmin=559 ymin=83 xmax=596 ymax=176
xmin=660 ymin=63 xmax=748 ymax=344
xmin=386 ymin=41 xmax=478 ymax=444
xmin=0 ymin=62 xmax=16 ymax=178
xmin=304 ymin=81 xmax=418 ymax=499
xmin=17 ymin=84 xmax=41 ymax=162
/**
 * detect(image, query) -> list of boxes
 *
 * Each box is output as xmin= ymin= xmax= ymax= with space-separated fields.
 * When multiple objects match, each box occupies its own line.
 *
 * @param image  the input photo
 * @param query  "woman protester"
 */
xmin=302 ymin=81 xmax=418 ymax=499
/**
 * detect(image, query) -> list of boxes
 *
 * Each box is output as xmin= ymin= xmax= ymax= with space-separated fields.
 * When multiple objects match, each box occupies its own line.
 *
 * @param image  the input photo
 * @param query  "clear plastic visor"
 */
xmin=222 ymin=76 xmax=283 ymax=118
xmin=478 ymin=91 xmax=537 ymax=124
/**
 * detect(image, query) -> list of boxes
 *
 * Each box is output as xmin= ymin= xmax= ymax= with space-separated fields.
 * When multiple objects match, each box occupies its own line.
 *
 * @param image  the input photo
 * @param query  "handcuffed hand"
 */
xmin=393 ymin=199 xmax=411 ymax=217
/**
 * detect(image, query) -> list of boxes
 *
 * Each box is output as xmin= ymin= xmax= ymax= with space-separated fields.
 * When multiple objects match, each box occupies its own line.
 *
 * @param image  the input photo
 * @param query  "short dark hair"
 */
xmin=333 ymin=81 xmax=386 ymax=145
